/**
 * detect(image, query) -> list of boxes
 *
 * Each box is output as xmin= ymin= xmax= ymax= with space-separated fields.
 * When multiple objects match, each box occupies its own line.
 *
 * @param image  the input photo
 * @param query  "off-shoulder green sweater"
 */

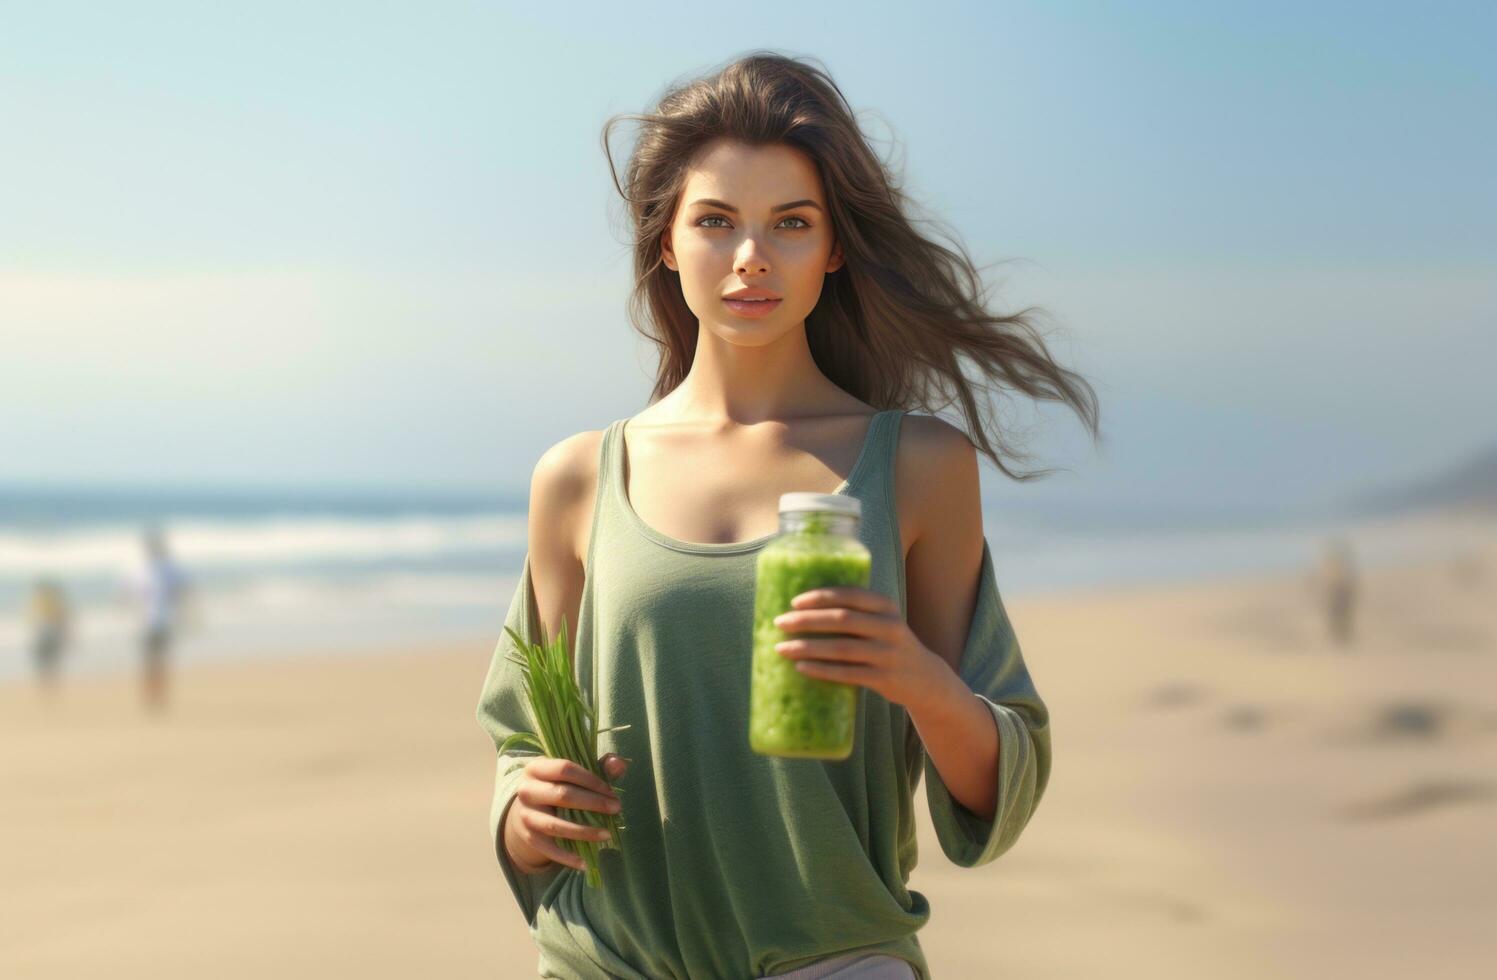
xmin=476 ymin=410 xmax=1051 ymax=979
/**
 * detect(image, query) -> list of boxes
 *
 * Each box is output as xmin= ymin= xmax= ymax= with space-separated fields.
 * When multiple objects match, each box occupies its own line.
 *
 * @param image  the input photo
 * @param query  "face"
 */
xmin=661 ymin=139 xmax=844 ymax=340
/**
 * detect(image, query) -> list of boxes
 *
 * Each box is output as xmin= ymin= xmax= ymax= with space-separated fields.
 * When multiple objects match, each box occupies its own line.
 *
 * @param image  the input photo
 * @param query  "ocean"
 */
xmin=1 ymin=483 xmax=1473 ymax=684
xmin=0 ymin=484 xmax=527 ymax=683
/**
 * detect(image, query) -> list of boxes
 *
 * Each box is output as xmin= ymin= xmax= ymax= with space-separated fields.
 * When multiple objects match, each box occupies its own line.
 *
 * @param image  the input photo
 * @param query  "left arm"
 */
xmin=898 ymin=416 xmax=999 ymax=819
xmin=778 ymin=412 xmax=1047 ymax=867
xmin=772 ymin=415 xmax=1046 ymax=838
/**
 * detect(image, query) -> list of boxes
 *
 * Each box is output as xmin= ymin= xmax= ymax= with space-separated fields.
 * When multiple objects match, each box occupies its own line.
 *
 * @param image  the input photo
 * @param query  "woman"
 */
xmin=477 ymin=51 xmax=1099 ymax=979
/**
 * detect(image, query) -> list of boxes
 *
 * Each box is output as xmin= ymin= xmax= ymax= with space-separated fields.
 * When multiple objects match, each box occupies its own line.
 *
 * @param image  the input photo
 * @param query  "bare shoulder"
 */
xmin=894 ymin=412 xmax=982 ymax=549
xmin=531 ymin=430 xmax=605 ymax=510
xmin=529 ymin=429 xmax=608 ymax=563
xmin=896 ymin=413 xmax=984 ymax=673
xmin=527 ymin=428 xmax=607 ymax=652
xmin=899 ymin=412 xmax=978 ymax=461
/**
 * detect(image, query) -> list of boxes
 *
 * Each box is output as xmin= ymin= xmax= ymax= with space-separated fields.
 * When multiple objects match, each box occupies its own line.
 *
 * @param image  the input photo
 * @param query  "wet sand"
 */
xmin=3 ymin=516 xmax=1494 ymax=977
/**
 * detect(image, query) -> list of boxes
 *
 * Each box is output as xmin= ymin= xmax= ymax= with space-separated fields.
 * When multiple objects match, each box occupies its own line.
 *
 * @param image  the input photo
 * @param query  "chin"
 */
xmin=708 ymin=320 xmax=793 ymax=345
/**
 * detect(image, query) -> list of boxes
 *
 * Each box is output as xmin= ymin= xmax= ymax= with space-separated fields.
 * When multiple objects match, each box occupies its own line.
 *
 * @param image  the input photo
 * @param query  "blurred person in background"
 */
xmin=1313 ymin=536 xmax=1358 ymax=648
xmin=26 ymin=577 xmax=72 ymax=695
xmin=126 ymin=525 xmax=193 ymax=713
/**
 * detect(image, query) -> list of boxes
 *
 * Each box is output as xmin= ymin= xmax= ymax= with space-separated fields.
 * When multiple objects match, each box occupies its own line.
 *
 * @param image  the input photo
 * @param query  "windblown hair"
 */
xmin=601 ymin=50 xmax=1101 ymax=481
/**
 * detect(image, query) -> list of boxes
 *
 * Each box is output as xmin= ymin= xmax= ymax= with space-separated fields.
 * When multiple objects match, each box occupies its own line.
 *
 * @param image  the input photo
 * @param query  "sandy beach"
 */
xmin=3 ymin=514 xmax=1494 ymax=978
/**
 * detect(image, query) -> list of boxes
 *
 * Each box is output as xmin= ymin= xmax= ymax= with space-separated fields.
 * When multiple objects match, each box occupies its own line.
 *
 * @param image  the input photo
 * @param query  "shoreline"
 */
xmin=6 ymin=504 xmax=1490 ymax=688
xmin=5 ymin=529 xmax=1481 ymax=691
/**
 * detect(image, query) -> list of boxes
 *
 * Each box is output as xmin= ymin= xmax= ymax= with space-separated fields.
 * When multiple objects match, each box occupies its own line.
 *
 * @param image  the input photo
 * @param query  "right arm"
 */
xmin=498 ymin=432 xmax=628 ymax=876
xmin=525 ymin=432 xmax=595 ymax=684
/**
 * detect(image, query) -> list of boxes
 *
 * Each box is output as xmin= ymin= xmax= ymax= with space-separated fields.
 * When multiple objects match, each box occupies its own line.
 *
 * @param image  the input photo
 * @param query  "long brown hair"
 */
xmin=601 ymin=51 xmax=1101 ymax=482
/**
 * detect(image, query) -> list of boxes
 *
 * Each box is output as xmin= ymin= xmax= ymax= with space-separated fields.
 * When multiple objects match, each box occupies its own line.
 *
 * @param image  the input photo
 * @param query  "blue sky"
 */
xmin=2 ymin=1 xmax=1493 ymax=521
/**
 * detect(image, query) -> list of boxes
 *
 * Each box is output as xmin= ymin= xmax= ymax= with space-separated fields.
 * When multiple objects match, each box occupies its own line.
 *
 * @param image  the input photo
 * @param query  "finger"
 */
xmin=773 ymin=607 xmax=894 ymax=640
xmin=518 ymin=816 xmax=592 ymax=870
xmin=794 ymin=660 xmax=872 ymax=684
xmin=772 ymin=601 xmax=886 ymax=640
xmin=602 ymin=754 xmax=630 ymax=780
xmin=534 ymin=755 xmax=615 ymax=798
xmin=775 ymin=637 xmax=878 ymax=663
xmin=533 ymin=810 xmax=615 ymax=845
xmin=520 ymin=779 xmax=621 ymax=815
xmin=789 ymin=587 xmax=893 ymax=613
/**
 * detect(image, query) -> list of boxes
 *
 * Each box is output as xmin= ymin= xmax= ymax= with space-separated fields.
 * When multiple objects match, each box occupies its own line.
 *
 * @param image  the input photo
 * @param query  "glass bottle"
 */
xmin=749 ymin=492 xmax=872 ymax=760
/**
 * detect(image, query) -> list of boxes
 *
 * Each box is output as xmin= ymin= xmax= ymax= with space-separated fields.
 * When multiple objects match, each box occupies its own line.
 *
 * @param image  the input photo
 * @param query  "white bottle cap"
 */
xmin=778 ymin=492 xmax=861 ymax=519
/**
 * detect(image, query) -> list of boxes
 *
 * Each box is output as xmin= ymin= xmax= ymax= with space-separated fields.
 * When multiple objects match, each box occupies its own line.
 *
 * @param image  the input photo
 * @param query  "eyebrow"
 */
xmin=688 ymin=198 xmax=823 ymax=214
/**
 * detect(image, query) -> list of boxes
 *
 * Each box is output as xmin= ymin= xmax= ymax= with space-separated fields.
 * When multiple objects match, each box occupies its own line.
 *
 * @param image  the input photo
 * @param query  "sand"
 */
xmin=3 ymin=518 xmax=1495 ymax=978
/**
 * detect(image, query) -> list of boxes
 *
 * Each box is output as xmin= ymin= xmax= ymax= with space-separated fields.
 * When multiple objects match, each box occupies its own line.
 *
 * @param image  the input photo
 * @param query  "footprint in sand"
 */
xmin=1326 ymin=698 xmax=1497 ymax=746
xmin=1141 ymin=682 xmax=1207 ymax=710
xmin=1336 ymin=778 xmax=1497 ymax=821
xmin=1220 ymin=703 xmax=1268 ymax=732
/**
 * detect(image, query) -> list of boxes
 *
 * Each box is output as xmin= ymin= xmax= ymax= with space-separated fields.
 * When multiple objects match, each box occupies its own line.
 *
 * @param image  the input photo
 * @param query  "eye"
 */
xmin=695 ymin=215 xmax=813 ymax=230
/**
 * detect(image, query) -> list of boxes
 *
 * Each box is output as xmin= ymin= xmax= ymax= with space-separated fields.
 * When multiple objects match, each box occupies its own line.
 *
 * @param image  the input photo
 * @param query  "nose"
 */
xmin=734 ymin=238 xmax=769 ymax=276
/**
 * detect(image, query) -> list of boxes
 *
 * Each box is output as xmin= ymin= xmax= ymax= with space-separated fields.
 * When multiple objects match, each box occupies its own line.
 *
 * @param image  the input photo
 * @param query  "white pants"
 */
xmin=765 ymin=951 xmax=918 ymax=979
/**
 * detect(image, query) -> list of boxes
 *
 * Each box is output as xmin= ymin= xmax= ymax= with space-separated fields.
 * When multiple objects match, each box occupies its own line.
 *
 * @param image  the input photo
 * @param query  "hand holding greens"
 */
xmin=499 ymin=617 xmax=630 ymax=887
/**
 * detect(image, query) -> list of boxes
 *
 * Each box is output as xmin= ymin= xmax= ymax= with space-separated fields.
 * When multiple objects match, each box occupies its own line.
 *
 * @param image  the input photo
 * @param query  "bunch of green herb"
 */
xmin=499 ymin=616 xmax=630 ymax=887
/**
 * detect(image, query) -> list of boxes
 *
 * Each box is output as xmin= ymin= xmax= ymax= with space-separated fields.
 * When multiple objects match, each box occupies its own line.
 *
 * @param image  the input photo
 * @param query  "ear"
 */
xmin=661 ymin=227 xmax=678 ymax=272
xmin=826 ymin=240 xmax=845 ymax=274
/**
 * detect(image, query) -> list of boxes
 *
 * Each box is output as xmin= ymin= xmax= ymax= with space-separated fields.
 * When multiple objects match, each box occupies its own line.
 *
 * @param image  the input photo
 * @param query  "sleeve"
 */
xmin=913 ymin=536 xmax=1052 ymax=868
xmin=474 ymin=551 xmax=566 ymax=926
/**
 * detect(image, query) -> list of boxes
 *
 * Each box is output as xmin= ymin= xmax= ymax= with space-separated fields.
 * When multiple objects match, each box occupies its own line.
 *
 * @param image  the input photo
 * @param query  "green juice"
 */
xmin=750 ymin=520 xmax=872 ymax=760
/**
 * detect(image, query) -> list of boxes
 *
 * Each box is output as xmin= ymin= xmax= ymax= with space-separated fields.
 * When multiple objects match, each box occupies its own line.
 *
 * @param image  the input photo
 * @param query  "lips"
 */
xmin=722 ymin=296 xmax=782 ymax=318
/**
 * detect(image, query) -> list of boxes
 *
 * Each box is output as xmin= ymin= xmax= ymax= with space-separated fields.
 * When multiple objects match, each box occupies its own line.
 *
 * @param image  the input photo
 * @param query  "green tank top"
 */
xmin=476 ymin=409 xmax=1052 ymax=980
